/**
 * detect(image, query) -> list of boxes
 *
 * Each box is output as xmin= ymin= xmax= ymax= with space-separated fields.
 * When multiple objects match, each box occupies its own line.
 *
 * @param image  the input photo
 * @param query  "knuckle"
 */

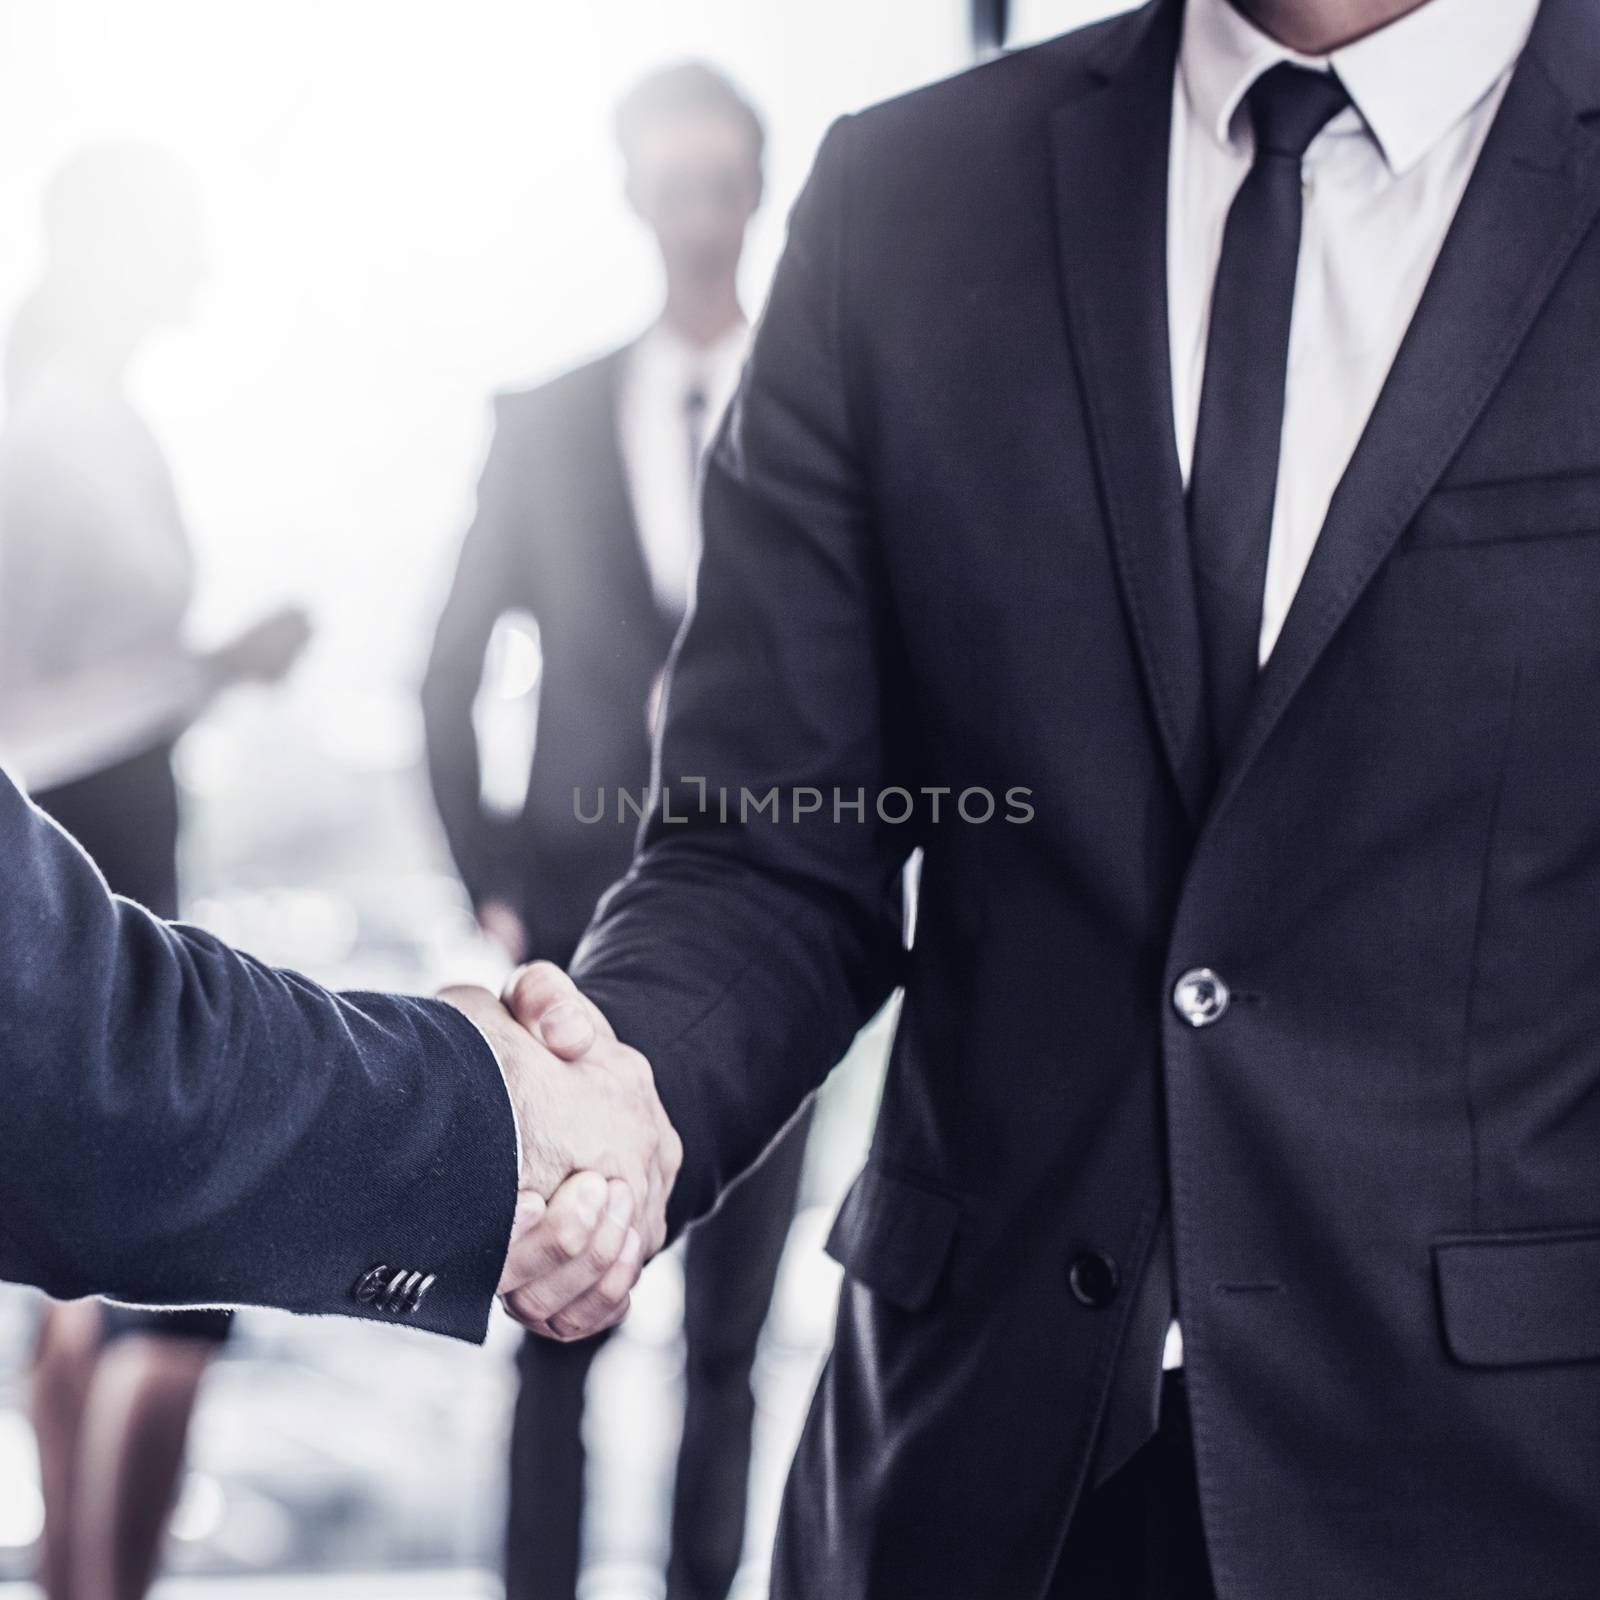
xmin=507 ymin=1289 xmax=544 ymax=1326
xmin=527 ymin=1283 xmax=564 ymax=1319
xmin=555 ymin=1224 xmax=590 ymax=1261
xmin=513 ymin=960 xmax=564 ymax=1011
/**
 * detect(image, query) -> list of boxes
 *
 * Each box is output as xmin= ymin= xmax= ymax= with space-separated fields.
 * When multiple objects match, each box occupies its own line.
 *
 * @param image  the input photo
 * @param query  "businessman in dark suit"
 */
xmin=496 ymin=0 xmax=1600 ymax=1594
xmin=0 ymin=756 xmax=677 ymax=1354
xmin=423 ymin=64 xmax=811 ymax=1600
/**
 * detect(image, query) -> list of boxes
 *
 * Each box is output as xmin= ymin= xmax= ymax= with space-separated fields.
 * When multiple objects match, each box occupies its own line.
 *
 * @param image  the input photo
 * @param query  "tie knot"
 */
xmin=1246 ymin=63 xmax=1351 ymax=161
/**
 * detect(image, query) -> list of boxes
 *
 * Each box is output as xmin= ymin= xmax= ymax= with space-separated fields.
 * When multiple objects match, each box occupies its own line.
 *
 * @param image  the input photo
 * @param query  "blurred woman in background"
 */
xmin=0 ymin=141 xmax=309 ymax=1600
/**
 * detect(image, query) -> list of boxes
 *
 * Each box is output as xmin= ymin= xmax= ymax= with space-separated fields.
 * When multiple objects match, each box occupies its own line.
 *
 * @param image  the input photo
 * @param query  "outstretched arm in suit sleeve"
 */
xmin=569 ymin=117 xmax=914 ymax=1234
xmin=0 ymin=765 xmax=521 ymax=1342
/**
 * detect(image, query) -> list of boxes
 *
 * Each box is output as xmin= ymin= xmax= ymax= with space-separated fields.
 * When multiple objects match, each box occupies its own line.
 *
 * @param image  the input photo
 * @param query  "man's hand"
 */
xmin=499 ymin=962 xmax=681 ymax=1262
xmin=207 ymin=605 xmax=313 ymax=687
xmin=496 ymin=1171 xmax=643 ymax=1339
xmin=439 ymin=971 xmax=680 ymax=1339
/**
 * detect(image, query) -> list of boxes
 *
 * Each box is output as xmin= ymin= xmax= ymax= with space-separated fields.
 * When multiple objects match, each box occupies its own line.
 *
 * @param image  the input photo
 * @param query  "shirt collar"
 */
xmin=637 ymin=315 xmax=749 ymax=385
xmin=1180 ymin=0 xmax=1541 ymax=176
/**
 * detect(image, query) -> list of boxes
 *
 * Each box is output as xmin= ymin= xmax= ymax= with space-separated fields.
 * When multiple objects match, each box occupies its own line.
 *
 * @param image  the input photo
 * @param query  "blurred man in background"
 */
xmin=0 ymin=141 xmax=310 ymax=1600
xmin=423 ymin=63 xmax=809 ymax=1600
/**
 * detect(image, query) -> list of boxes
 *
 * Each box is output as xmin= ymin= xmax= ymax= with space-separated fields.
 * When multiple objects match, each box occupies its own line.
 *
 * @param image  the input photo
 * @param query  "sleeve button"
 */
xmin=352 ymin=1264 xmax=391 ymax=1306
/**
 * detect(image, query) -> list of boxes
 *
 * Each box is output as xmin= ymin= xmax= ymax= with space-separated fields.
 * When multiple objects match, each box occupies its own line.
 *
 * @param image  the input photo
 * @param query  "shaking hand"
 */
xmin=440 ymin=965 xmax=681 ymax=1340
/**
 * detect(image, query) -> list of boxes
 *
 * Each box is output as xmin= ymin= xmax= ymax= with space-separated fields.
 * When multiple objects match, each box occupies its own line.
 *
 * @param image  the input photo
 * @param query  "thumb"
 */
xmin=501 ymin=961 xmax=600 ymax=1060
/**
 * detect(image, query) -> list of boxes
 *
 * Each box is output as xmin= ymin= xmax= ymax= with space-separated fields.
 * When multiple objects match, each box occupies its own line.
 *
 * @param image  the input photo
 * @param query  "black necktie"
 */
xmin=684 ymin=382 xmax=709 ymax=488
xmin=1188 ymin=64 xmax=1351 ymax=767
xmin=1088 ymin=64 xmax=1354 ymax=1496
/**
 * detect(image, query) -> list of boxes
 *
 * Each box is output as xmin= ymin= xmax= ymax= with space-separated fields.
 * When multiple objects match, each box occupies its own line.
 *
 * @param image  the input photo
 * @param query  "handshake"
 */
xmin=441 ymin=964 xmax=682 ymax=1342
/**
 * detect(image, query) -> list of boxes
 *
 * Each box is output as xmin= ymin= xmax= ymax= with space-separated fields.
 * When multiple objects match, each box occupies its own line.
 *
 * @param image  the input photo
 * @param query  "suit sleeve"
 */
xmin=0 ymin=767 xmax=519 ymax=1343
xmin=421 ymin=398 xmax=530 ymax=911
xmin=572 ymin=117 xmax=913 ymax=1233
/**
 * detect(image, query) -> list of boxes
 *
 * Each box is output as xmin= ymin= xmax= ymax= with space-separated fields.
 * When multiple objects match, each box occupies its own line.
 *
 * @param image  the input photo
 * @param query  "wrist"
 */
xmin=438 ymin=984 xmax=528 ymax=1166
xmin=399 ymin=993 xmax=526 ymax=1342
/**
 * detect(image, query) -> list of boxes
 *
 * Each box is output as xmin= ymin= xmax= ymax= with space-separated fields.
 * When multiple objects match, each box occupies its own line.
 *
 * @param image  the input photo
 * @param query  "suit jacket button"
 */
xmin=1172 ymin=967 xmax=1230 ymax=1027
xmin=1069 ymin=1251 xmax=1120 ymax=1308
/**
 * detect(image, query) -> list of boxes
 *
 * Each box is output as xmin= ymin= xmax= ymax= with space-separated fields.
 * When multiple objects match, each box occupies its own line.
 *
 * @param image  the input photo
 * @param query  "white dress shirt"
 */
xmin=0 ymin=365 xmax=209 ymax=793
xmin=615 ymin=317 xmax=749 ymax=616
xmin=1169 ymin=0 xmax=1541 ymax=665
xmin=1160 ymin=0 xmax=1540 ymax=1368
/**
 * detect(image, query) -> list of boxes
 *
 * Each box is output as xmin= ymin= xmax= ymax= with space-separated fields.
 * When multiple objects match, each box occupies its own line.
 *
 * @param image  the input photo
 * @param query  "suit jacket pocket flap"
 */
xmin=1410 ymin=471 xmax=1600 ymax=548
xmin=825 ymin=1164 xmax=960 ymax=1312
xmin=1434 ymin=1229 xmax=1600 ymax=1368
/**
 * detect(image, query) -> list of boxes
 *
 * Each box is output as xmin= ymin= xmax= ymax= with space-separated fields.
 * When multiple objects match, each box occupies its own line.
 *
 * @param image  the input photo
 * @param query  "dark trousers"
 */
xmin=1048 ymin=1372 xmax=1216 ymax=1600
xmin=507 ymin=1104 xmax=814 ymax=1600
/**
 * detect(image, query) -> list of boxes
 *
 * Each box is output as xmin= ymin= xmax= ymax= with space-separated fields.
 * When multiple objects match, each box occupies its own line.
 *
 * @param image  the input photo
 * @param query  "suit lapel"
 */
xmin=1212 ymin=0 xmax=1600 ymax=822
xmin=1050 ymin=0 xmax=1211 ymax=827
xmin=594 ymin=348 xmax=677 ymax=643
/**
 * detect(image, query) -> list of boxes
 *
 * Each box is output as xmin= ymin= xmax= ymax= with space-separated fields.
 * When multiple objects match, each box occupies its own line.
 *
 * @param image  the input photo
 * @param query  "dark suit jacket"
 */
xmin=571 ymin=1 xmax=1600 ymax=1595
xmin=422 ymin=351 xmax=679 ymax=965
xmin=0 ymin=767 xmax=517 ymax=1342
